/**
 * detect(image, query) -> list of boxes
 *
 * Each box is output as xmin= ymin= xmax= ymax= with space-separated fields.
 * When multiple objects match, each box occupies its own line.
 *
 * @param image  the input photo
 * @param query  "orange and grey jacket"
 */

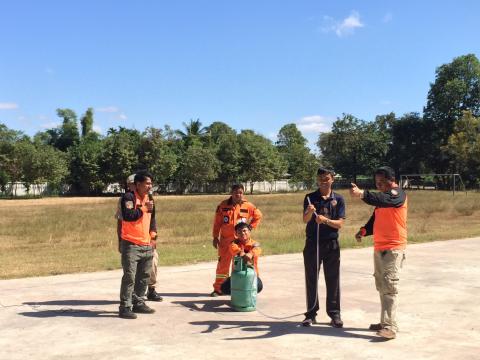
xmin=120 ymin=191 xmax=157 ymax=246
xmin=360 ymin=187 xmax=407 ymax=251
xmin=212 ymin=197 xmax=262 ymax=241
xmin=230 ymin=238 xmax=262 ymax=275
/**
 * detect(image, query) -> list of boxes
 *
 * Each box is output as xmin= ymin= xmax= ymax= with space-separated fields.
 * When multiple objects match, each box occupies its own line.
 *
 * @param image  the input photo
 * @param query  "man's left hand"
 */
xmin=315 ymin=214 xmax=329 ymax=224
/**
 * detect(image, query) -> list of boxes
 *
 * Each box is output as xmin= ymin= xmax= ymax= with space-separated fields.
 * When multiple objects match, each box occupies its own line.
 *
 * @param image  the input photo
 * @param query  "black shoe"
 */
xmin=119 ymin=307 xmax=137 ymax=319
xmin=210 ymin=291 xmax=222 ymax=297
xmin=330 ymin=315 xmax=343 ymax=328
xmin=147 ymin=288 xmax=163 ymax=302
xmin=369 ymin=323 xmax=384 ymax=331
xmin=301 ymin=317 xmax=316 ymax=327
xmin=132 ymin=303 xmax=155 ymax=314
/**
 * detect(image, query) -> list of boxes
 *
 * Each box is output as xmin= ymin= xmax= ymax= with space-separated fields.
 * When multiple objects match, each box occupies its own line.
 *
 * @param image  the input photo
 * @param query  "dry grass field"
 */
xmin=1 ymin=190 xmax=480 ymax=279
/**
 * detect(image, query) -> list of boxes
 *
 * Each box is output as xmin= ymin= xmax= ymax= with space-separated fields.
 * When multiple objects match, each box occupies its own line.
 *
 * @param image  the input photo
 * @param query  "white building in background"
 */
xmin=2 ymin=179 xmax=308 ymax=197
xmin=2 ymin=182 xmax=48 ymax=196
xmin=243 ymin=179 xmax=307 ymax=193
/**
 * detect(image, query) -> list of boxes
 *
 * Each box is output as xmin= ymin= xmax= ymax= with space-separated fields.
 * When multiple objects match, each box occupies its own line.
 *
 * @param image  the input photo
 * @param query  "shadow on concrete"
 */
xmin=18 ymin=299 xmax=119 ymax=318
xmin=172 ymin=299 xmax=235 ymax=313
xmin=190 ymin=320 xmax=379 ymax=341
xmin=19 ymin=309 xmax=118 ymax=318
xmin=23 ymin=300 xmax=118 ymax=306
xmin=160 ymin=292 xmax=211 ymax=298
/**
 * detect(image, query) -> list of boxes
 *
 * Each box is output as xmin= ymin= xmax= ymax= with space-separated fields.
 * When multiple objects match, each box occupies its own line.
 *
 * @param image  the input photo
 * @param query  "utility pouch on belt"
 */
xmin=330 ymin=239 xmax=339 ymax=250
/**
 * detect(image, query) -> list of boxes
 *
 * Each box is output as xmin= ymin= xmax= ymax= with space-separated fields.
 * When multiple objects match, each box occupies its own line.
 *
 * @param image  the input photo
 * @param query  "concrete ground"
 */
xmin=1 ymin=238 xmax=479 ymax=360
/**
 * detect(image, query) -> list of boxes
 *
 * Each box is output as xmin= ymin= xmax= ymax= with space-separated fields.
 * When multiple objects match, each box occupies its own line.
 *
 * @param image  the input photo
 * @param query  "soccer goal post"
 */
xmin=399 ymin=173 xmax=466 ymax=195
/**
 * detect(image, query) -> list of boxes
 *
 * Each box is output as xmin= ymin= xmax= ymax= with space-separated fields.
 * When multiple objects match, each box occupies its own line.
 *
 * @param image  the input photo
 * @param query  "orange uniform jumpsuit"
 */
xmin=220 ymin=238 xmax=263 ymax=295
xmin=230 ymin=238 xmax=262 ymax=275
xmin=212 ymin=197 xmax=262 ymax=293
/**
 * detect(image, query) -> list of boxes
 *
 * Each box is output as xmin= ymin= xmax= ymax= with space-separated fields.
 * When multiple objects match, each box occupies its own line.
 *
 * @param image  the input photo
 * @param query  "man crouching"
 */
xmin=220 ymin=222 xmax=263 ymax=295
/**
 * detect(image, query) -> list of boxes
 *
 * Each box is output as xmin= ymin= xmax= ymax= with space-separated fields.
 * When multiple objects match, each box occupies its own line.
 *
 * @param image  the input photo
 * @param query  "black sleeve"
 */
xmin=362 ymin=187 xmax=406 ymax=208
xmin=121 ymin=192 xmax=144 ymax=222
xmin=362 ymin=212 xmax=375 ymax=236
xmin=336 ymin=195 xmax=346 ymax=219
xmin=150 ymin=204 xmax=157 ymax=233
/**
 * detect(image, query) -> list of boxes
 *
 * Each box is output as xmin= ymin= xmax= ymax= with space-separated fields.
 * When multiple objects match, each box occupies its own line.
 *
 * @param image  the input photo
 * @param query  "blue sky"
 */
xmin=1 ymin=1 xmax=479 ymax=149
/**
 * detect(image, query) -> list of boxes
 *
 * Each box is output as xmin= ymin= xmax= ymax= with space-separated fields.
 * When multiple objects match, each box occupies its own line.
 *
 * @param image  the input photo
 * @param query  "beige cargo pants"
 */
xmin=148 ymin=249 xmax=159 ymax=288
xmin=373 ymin=249 xmax=406 ymax=332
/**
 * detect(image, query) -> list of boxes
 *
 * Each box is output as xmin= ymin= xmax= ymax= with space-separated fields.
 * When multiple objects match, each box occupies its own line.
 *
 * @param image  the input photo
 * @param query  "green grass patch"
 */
xmin=1 ymin=190 xmax=480 ymax=279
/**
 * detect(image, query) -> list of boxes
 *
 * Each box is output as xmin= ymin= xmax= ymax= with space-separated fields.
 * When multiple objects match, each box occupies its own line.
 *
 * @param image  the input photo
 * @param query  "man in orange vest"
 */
xmin=116 ymin=174 xmax=162 ymax=302
xmin=211 ymin=184 xmax=262 ymax=296
xmin=350 ymin=166 xmax=407 ymax=340
xmin=118 ymin=171 xmax=158 ymax=319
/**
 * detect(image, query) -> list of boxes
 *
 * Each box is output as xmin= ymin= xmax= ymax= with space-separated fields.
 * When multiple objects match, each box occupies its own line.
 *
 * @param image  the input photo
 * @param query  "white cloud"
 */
xmin=118 ymin=113 xmax=127 ymax=120
xmin=96 ymin=106 xmax=119 ymax=113
xmin=296 ymin=115 xmax=334 ymax=134
xmin=382 ymin=12 xmax=393 ymax=23
xmin=267 ymin=132 xmax=277 ymax=142
xmin=93 ymin=125 xmax=103 ymax=133
xmin=321 ymin=11 xmax=364 ymax=37
xmin=0 ymin=102 xmax=19 ymax=110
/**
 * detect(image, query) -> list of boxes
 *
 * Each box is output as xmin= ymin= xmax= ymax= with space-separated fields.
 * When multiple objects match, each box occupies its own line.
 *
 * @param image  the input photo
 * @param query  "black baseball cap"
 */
xmin=317 ymin=167 xmax=335 ymax=176
xmin=375 ymin=166 xmax=395 ymax=180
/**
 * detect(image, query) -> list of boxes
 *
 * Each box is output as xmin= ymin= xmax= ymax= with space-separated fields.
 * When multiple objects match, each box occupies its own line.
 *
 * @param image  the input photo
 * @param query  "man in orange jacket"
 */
xmin=220 ymin=222 xmax=263 ymax=295
xmin=211 ymin=184 xmax=262 ymax=296
xmin=118 ymin=171 xmax=158 ymax=319
xmin=350 ymin=166 xmax=408 ymax=340
xmin=116 ymin=174 xmax=162 ymax=302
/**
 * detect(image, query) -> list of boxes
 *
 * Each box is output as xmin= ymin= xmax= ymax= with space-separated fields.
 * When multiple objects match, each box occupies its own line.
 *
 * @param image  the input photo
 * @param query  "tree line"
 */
xmin=319 ymin=53 xmax=480 ymax=188
xmin=0 ymin=114 xmax=315 ymax=195
xmin=1 ymin=53 xmax=480 ymax=196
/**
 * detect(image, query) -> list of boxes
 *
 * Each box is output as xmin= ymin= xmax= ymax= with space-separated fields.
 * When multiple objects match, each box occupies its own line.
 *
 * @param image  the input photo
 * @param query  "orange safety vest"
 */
xmin=121 ymin=191 xmax=153 ymax=246
xmin=212 ymin=198 xmax=262 ymax=241
xmin=373 ymin=197 xmax=408 ymax=251
xmin=229 ymin=238 xmax=262 ymax=275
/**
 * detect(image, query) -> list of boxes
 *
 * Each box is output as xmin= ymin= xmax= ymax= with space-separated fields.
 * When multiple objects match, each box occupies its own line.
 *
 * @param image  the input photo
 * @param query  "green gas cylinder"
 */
xmin=231 ymin=255 xmax=257 ymax=312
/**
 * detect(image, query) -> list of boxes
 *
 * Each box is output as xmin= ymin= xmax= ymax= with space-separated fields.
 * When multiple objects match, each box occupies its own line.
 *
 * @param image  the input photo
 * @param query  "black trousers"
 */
xmin=303 ymin=239 xmax=340 ymax=319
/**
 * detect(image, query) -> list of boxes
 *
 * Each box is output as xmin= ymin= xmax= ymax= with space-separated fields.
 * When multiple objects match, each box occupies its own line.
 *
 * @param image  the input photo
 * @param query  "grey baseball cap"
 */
xmin=127 ymin=174 xmax=136 ymax=184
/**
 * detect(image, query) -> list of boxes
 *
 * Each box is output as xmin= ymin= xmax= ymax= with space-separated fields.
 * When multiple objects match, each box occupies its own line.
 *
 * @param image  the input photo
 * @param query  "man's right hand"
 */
xmin=212 ymin=237 xmax=220 ymax=249
xmin=306 ymin=204 xmax=316 ymax=214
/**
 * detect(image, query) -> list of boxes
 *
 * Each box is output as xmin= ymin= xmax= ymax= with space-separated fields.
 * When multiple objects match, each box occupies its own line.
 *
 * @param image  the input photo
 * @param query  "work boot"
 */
xmin=132 ymin=302 xmax=155 ymax=314
xmin=377 ymin=328 xmax=396 ymax=339
xmin=330 ymin=314 xmax=344 ymax=328
xmin=119 ymin=306 xmax=137 ymax=319
xmin=369 ymin=323 xmax=384 ymax=331
xmin=147 ymin=287 xmax=163 ymax=302
xmin=301 ymin=317 xmax=317 ymax=327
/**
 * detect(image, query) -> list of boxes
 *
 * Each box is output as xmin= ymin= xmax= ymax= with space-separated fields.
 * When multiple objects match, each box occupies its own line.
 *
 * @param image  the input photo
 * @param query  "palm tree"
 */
xmin=175 ymin=119 xmax=207 ymax=146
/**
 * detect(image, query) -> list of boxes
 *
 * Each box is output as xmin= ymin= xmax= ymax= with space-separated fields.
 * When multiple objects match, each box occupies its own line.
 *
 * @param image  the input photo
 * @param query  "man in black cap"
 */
xmin=302 ymin=167 xmax=345 ymax=327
